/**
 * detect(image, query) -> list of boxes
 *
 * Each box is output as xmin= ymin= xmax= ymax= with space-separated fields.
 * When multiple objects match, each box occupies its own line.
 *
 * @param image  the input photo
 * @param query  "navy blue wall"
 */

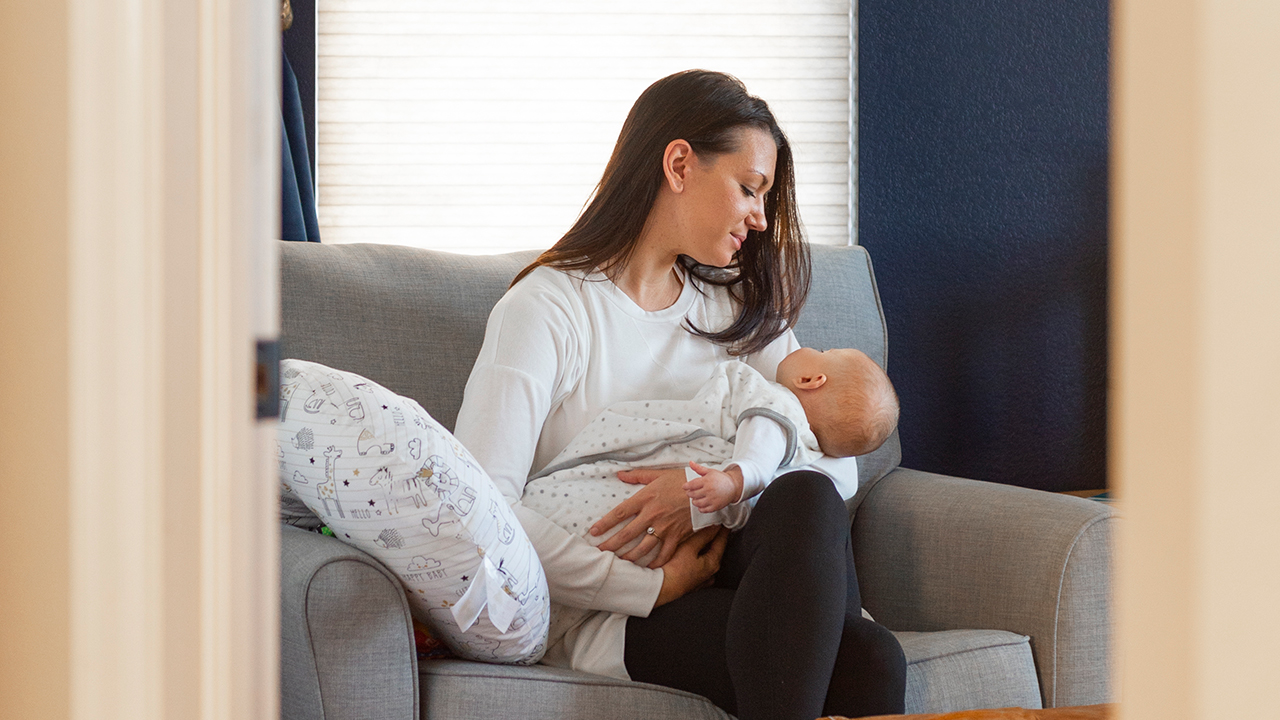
xmin=858 ymin=1 xmax=1110 ymax=492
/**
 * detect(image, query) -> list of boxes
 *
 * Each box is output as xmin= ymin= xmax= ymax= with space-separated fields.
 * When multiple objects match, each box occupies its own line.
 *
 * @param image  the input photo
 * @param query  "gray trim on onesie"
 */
xmin=530 ymin=429 xmax=718 ymax=480
xmin=733 ymin=407 xmax=800 ymax=467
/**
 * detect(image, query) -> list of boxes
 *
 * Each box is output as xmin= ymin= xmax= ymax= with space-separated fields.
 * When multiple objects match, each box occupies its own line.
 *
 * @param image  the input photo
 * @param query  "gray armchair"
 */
xmin=278 ymin=242 xmax=1113 ymax=719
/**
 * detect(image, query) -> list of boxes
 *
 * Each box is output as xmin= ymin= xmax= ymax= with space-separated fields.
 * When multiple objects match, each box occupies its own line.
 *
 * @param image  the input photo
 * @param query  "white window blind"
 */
xmin=318 ymin=0 xmax=853 ymax=254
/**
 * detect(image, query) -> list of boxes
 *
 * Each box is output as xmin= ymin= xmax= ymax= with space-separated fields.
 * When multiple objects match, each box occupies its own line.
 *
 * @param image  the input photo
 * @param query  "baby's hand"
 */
xmin=685 ymin=462 xmax=743 ymax=514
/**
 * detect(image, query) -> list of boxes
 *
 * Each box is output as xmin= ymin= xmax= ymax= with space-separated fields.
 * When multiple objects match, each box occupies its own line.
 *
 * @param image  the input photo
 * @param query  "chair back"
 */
xmin=279 ymin=242 xmax=901 ymax=490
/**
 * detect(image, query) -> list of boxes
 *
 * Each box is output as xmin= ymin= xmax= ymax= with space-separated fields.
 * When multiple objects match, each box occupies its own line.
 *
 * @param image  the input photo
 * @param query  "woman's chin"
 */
xmin=685 ymin=248 xmax=738 ymax=269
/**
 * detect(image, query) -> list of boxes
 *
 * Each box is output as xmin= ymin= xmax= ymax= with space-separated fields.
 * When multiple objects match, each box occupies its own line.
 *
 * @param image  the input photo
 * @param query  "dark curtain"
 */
xmin=282 ymin=50 xmax=320 ymax=242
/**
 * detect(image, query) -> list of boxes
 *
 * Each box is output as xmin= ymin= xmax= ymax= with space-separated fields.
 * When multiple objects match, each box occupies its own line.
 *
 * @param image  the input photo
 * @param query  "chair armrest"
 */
xmin=851 ymin=468 xmax=1115 ymax=708
xmin=280 ymin=525 xmax=419 ymax=720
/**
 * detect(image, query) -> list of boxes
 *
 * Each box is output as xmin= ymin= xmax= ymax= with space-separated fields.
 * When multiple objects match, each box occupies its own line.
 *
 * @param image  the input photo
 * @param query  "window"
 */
xmin=318 ymin=1 xmax=854 ymax=254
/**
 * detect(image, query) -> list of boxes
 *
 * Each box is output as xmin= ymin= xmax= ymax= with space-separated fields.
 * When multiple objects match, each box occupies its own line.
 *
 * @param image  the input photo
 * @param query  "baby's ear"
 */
xmin=793 ymin=373 xmax=827 ymax=390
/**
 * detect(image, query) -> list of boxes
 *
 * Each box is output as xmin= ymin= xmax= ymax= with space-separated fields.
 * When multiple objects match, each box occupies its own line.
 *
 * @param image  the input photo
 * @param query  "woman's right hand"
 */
xmin=654 ymin=526 xmax=730 ymax=607
xmin=591 ymin=466 xmax=696 ymax=568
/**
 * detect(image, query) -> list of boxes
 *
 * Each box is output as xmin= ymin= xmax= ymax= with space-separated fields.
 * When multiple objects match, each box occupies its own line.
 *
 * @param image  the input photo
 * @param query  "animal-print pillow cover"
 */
xmin=277 ymin=359 xmax=548 ymax=664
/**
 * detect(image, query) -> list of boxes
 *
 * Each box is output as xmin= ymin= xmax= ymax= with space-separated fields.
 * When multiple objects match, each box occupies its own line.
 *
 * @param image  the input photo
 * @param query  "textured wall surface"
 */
xmin=858 ymin=1 xmax=1109 ymax=491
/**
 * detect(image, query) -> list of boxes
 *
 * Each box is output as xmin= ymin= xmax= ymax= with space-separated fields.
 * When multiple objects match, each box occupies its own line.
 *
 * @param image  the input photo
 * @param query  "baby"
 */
xmin=522 ymin=346 xmax=898 ymax=543
xmin=684 ymin=346 xmax=899 ymax=515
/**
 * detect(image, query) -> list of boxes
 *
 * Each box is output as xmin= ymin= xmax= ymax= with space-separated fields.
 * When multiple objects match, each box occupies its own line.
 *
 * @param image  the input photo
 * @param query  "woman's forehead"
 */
xmin=717 ymin=128 xmax=777 ymax=179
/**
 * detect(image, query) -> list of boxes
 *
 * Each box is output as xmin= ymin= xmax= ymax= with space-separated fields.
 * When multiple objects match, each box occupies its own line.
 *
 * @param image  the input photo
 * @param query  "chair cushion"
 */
xmin=417 ymin=628 xmax=1040 ymax=718
xmin=278 ymin=358 xmax=549 ymax=664
xmin=898 ymin=630 xmax=1043 ymax=713
xmin=419 ymin=660 xmax=732 ymax=720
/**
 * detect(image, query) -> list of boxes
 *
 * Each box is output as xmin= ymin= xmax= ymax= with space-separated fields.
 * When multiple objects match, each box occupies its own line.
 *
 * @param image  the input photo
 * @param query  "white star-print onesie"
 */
xmin=524 ymin=359 xmax=822 ymax=537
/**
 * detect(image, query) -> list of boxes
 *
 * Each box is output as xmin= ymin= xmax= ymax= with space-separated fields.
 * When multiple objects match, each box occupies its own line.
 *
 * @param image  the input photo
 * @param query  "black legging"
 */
xmin=624 ymin=471 xmax=907 ymax=720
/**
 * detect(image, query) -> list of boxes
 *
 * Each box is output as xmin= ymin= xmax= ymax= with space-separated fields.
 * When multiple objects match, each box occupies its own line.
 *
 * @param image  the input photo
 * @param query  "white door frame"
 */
xmin=67 ymin=0 xmax=279 ymax=718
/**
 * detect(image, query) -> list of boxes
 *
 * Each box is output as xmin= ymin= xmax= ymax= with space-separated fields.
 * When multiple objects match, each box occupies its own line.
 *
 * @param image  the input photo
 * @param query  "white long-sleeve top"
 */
xmin=453 ymin=264 xmax=858 ymax=678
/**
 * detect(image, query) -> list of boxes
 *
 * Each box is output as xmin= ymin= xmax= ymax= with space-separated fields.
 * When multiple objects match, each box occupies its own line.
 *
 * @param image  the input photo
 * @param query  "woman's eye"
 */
xmin=740 ymin=185 xmax=756 ymax=199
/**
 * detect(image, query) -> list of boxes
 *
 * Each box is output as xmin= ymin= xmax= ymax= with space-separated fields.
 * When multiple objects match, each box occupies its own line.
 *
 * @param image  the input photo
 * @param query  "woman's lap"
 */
xmin=624 ymin=470 xmax=905 ymax=720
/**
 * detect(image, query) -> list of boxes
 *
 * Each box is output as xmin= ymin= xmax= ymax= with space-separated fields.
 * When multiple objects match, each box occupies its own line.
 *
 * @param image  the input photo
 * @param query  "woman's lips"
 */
xmin=730 ymin=233 xmax=746 ymax=250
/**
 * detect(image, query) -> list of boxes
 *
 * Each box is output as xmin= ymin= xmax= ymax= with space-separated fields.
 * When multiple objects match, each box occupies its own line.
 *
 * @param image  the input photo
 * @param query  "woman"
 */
xmin=453 ymin=70 xmax=906 ymax=720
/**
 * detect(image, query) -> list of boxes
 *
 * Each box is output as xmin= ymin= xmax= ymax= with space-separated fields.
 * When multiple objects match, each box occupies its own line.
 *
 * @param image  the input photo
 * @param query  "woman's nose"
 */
xmin=746 ymin=202 xmax=767 ymax=232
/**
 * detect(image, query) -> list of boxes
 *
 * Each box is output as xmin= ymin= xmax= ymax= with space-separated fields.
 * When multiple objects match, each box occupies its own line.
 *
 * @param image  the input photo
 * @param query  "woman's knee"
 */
xmin=730 ymin=471 xmax=850 ymax=567
xmin=842 ymin=618 xmax=907 ymax=679
xmin=755 ymin=471 xmax=848 ymax=528
xmin=824 ymin=618 xmax=907 ymax=716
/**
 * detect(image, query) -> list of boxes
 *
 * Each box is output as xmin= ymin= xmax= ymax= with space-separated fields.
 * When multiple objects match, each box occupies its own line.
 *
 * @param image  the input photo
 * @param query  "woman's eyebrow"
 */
xmin=750 ymin=170 xmax=772 ymax=189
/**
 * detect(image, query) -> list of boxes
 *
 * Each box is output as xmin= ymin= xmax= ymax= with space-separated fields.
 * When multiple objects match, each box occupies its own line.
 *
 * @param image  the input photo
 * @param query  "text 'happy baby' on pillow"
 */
xmin=277 ymin=358 xmax=549 ymax=664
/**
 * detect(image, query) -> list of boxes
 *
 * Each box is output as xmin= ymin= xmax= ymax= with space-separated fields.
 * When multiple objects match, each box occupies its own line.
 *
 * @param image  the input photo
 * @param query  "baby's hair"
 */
xmin=813 ymin=358 xmax=899 ymax=458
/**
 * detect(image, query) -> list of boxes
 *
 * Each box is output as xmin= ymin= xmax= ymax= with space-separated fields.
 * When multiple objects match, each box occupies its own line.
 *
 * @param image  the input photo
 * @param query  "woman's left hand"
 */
xmin=589 ymin=467 xmax=695 ymax=569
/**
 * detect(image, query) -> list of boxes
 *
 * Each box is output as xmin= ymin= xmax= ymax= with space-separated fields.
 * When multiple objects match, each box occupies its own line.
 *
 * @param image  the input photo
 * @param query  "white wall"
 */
xmin=0 ymin=1 xmax=279 ymax=718
xmin=1113 ymin=1 xmax=1280 ymax=718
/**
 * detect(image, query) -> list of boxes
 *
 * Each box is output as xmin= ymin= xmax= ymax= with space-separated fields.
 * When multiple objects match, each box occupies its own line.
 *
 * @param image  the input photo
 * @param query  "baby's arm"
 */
xmin=725 ymin=414 xmax=790 ymax=501
xmin=682 ymin=361 xmax=798 ymax=529
xmin=683 ymin=415 xmax=791 ymax=531
xmin=685 ymin=462 xmax=745 ymax=513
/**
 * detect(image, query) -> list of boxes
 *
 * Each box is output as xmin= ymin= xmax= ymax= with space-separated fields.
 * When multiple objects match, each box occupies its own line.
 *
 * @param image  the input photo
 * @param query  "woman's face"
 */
xmin=677 ymin=126 xmax=777 ymax=268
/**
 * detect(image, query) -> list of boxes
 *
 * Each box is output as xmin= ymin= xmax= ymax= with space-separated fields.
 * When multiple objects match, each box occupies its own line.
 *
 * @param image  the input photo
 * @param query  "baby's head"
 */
xmin=777 ymin=347 xmax=899 ymax=458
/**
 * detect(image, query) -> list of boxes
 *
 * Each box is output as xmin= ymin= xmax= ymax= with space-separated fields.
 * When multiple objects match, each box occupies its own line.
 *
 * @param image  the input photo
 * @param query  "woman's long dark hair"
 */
xmin=511 ymin=70 xmax=811 ymax=357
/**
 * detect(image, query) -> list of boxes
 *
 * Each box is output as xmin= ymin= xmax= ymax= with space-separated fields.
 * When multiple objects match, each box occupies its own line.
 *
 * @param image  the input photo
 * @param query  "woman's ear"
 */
xmin=793 ymin=373 xmax=827 ymax=390
xmin=663 ymin=139 xmax=693 ymax=193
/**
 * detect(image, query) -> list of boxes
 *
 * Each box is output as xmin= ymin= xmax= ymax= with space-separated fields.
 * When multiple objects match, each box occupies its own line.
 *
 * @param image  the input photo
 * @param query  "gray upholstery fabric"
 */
xmin=852 ymin=468 xmax=1116 ymax=708
xmin=1052 ymin=505 xmax=1114 ymax=707
xmin=794 ymin=245 xmax=888 ymax=370
xmin=794 ymin=244 xmax=902 ymax=496
xmin=416 ymin=628 xmax=1040 ymax=719
xmin=898 ymin=630 xmax=1042 ymax=713
xmin=419 ymin=660 xmax=733 ymax=720
xmin=281 ymin=525 xmax=419 ymax=720
xmin=280 ymin=242 xmax=538 ymax=432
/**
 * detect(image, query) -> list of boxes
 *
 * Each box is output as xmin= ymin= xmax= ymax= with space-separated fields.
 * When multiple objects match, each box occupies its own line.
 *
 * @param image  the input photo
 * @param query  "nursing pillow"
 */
xmin=277 ymin=359 xmax=549 ymax=664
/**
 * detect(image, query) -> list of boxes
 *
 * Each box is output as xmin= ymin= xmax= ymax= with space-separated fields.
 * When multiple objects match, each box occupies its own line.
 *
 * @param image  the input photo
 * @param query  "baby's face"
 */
xmin=777 ymin=347 xmax=868 ymax=387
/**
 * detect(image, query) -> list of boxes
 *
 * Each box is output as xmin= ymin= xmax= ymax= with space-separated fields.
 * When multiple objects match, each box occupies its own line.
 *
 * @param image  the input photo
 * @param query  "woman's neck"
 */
xmin=610 ymin=240 xmax=683 ymax=312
